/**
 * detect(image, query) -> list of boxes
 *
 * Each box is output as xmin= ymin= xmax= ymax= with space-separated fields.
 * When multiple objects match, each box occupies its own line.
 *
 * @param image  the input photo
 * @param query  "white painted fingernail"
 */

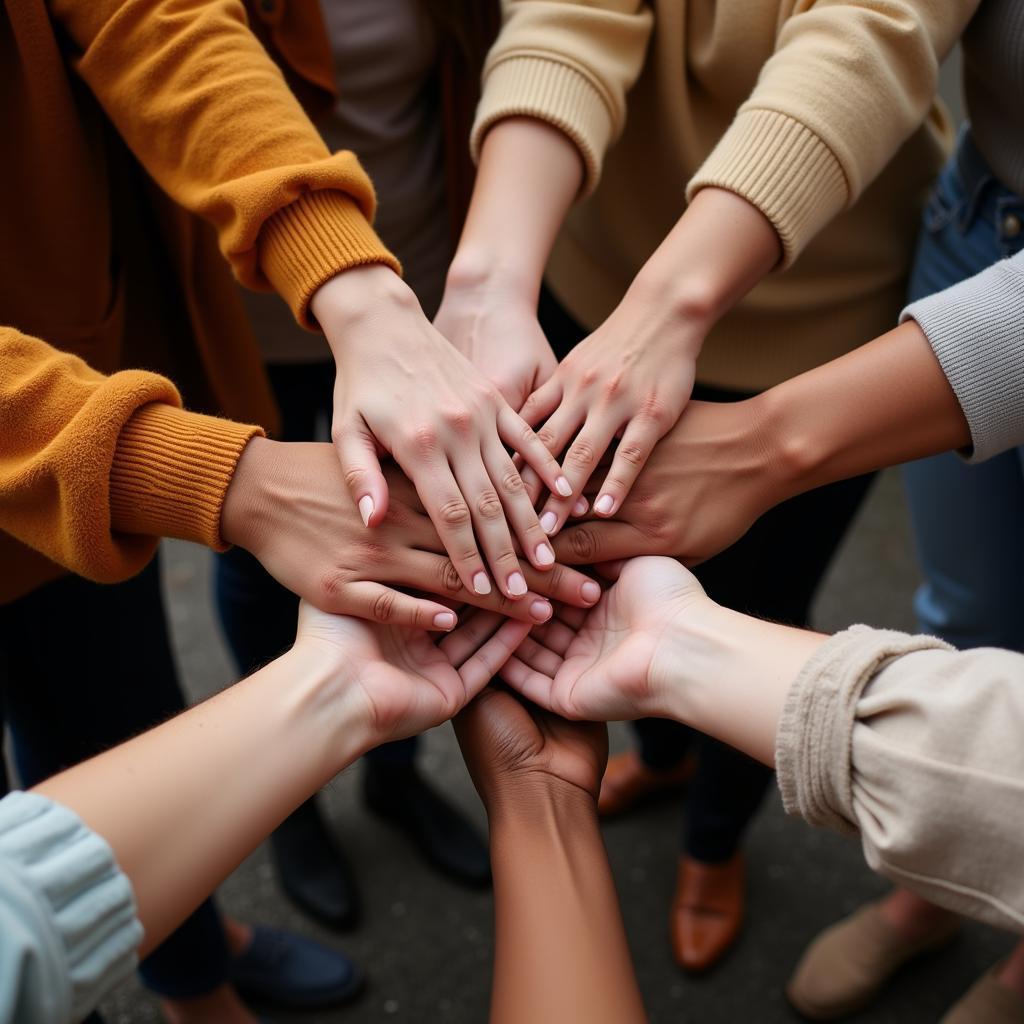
xmin=433 ymin=611 xmax=456 ymax=630
xmin=572 ymin=497 xmax=589 ymax=517
xmin=594 ymin=494 xmax=615 ymax=516
xmin=536 ymin=543 xmax=555 ymax=566
xmin=530 ymin=599 xmax=552 ymax=622
xmin=582 ymin=581 xmax=602 ymax=604
xmin=555 ymin=475 xmax=573 ymax=497
xmin=540 ymin=512 xmax=558 ymax=534
xmin=508 ymin=572 xmax=528 ymax=596
xmin=358 ymin=495 xmax=374 ymax=527
xmin=473 ymin=572 xmax=492 ymax=595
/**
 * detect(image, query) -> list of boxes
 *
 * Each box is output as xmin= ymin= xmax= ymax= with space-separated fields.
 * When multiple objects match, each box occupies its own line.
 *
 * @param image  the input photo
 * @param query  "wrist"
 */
xmin=754 ymin=382 xmax=832 ymax=500
xmin=311 ymin=264 xmax=419 ymax=344
xmin=220 ymin=436 xmax=279 ymax=551
xmin=485 ymin=774 xmax=597 ymax=833
xmin=444 ymin=250 xmax=541 ymax=309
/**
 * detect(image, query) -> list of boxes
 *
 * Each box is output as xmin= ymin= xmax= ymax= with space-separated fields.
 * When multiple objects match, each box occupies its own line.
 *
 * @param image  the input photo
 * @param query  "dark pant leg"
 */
xmin=0 ymin=558 xmax=231 ymax=999
xmin=684 ymin=405 xmax=875 ymax=860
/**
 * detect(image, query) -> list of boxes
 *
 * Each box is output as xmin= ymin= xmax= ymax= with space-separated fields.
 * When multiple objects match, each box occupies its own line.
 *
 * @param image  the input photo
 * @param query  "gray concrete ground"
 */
xmin=96 ymin=468 xmax=1015 ymax=1024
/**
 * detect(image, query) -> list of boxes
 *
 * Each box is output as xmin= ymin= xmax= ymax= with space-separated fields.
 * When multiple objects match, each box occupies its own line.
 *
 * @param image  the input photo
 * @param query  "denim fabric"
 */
xmin=902 ymin=129 xmax=1024 ymax=651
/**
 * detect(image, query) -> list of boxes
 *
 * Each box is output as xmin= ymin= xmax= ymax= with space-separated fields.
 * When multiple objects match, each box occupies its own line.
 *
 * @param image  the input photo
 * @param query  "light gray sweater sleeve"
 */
xmin=0 ymin=791 xmax=142 ymax=1024
xmin=900 ymin=249 xmax=1024 ymax=463
xmin=776 ymin=626 xmax=1024 ymax=935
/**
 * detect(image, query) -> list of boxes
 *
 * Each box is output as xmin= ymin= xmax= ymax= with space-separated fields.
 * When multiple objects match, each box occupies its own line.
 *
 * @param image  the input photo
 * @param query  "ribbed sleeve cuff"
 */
xmin=687 ymin=109 xmax=849 ymax=268
xmin=0 ymin=792 xmax=141 ymax=1023
xmin=259 ymin=190 xmax=401 ymax=328
xmin=775 ymin=627 xmax=950 ymax=836
xmin=109 ymin=403 xmax=263 ymax=550
xmin=901 ymin=253 xmax=1024 ymax=463
xmin=471 ymin=56 xmax=615 ymax=198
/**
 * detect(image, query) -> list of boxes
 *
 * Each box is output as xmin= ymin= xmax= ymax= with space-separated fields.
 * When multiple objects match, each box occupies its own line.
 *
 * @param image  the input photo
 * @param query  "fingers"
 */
xmin=334 ymin=420 xmax=389 ymax=526
xmin=526 ymin=616 xmax=579 ymax=656
xmin=499 ymin=654 xmax=558 ymax=711
xmin=451 ymin=454 xmax=530 ymax=600
xmin=520 ymin=562 xmax=602 ymax=609
xmin=341 ymin=581 xmax=458 ymax=631
xmin=482 ymin=440 xmax=556 ymax=573
xmin=497 ymin=405 xmax=573 ymax=505
xmin=519 ymin=376 xmax=562 ymax=428
xmin=552 ymin=521 xmax=649 ymax=566
xmin=439 ymin=609 xmax=505 ymax=665
xmin=590 ymin=415 xmax=665 ymax=517
xmin=537 ymin=416 xmax=618 ymax=535
xmin=455 ymin=618 xmax=534 ymax=695
xmin=512 ymin=635 xmax=564 ymax=678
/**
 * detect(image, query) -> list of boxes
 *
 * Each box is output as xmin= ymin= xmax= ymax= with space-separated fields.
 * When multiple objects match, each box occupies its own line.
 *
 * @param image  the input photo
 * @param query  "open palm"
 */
xmin=501 ymin=557 xmax=707 ymax=722
xmin=297 ymin=603 xmax=531 ymax=745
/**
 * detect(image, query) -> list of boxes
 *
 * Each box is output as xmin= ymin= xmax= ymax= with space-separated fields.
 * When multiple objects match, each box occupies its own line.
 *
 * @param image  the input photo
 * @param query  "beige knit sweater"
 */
xmin=474 ymin=0 xmax=979 ymax=391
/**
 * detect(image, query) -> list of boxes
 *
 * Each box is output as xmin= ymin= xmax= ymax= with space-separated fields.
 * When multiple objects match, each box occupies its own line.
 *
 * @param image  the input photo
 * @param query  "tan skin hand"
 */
xmin=312 ymin=265 xmax=572 ymax=601
xmin=220 ymin=439 xmax=602 ymax=628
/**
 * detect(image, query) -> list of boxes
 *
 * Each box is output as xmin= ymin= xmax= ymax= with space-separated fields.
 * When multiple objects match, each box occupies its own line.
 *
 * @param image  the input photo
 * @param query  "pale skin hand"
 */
xmin=526 ymin=187 xmax=782 ymax=535
xmin=220 ymin=439 xmax=603 ymax=628
xmin=34 ymin=605 xmax=529 ymax=960
xmin=455 ymin=689 xmax=647 ymax=1024
xmin=310 ymin=265 xmax=573 ymax=601
xmin=502 ymin=556 xmax=825 ymax=766
xmin=436 ymin=118 xmax=581 ymax=411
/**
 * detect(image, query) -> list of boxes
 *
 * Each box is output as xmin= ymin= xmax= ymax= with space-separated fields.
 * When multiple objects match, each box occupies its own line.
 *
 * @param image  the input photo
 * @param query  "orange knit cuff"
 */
xmin=109 ymin=404 xmax=263 ymax=551
xmin=259 ymin=190 xmax=402 ymax=329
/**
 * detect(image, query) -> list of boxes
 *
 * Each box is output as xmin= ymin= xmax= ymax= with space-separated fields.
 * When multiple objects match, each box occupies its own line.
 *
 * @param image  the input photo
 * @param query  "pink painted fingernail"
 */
xmin=530 ymin=599 xmax=553 ymax=622
xmin=433 ymin=611 xmax=457 ymax=630
xmin=594 ymin=494 xmax=615 ymax=516
xmin=581 ymin=581 xmax=602 ymax=604
xmin=555 ymin=475 xmax=573 ymax=497
xmin=540 ymin=511 xmax=558 ymax=534
xmin=508 ymin=572 xmax=528 ymax=597
xmin=473 ymin=572 xmax=492 ymax=595
xmin=572 ymin=497 xmax=589 ymax=517
xmin=358 ymin=495 xmax=374 ymax=527
xmin=535 ymin=543 xmax=555 ymax=566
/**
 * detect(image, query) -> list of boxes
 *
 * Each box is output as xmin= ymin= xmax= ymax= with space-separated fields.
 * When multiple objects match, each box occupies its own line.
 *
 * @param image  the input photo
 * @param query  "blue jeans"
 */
xmin=902 ymin=129 xmax=1024 ymax=650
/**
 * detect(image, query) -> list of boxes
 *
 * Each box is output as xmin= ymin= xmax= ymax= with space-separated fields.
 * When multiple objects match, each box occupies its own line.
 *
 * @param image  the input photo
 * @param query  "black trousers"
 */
xmin=0 ymin=558 xmax=231 ymax=1002
xmin=537 ymin=288 xmax=874 ymax=862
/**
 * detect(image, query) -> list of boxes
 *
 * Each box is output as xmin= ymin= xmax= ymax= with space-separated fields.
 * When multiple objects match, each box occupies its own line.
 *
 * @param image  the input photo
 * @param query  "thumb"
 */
xmin=334 ymin=419 xmax=389 ymax=526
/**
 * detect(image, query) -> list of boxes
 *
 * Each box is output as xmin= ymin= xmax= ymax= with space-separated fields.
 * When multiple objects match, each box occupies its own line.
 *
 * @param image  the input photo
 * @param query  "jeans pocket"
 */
xmin=923 ymin=174 xmax=963 ymax=234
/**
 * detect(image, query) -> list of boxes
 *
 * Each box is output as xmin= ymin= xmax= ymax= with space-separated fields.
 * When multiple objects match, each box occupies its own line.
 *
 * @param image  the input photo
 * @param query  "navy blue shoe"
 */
xmin=229 ymin=926 xmax=365 ymax=1010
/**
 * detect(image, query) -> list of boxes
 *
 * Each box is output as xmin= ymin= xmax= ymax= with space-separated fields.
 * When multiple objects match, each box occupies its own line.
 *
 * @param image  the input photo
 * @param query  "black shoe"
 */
xmin=270 ymin=798 xmax=360 ymax=930
xmin=363 ymin=763 xmax=491 ymax=887
xmin=230 ymin=925 xmax=365 ymax=1010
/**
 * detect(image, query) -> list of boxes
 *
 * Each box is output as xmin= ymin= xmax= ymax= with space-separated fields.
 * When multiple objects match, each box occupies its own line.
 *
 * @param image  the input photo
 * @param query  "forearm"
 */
xmin=446 ymin=118 xmax=584 ymax=304
xmin=488 ymin=785 xmax=646 ymax=1024
xmin=34 ymin=643 xmax=368 ymax=956
xmin=757 ymin=320 xmax=971 ymax=500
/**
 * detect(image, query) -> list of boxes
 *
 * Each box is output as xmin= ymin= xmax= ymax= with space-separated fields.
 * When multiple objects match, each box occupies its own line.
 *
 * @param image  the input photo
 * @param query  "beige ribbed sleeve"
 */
xmin=688 ymin=1 xmax=979 ymax=266
xmin=901 ymin=249 xmax=1024 ymax=463
xmin=777 ymin=625 xmax=1024 ymax=935
xmin=470 ymin=0 xmax=654 ymax=196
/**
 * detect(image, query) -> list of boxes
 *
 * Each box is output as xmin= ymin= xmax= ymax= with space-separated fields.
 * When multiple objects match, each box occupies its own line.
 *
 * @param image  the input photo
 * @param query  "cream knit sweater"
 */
xmin=474 ymin=0 xmax=980 ymax=391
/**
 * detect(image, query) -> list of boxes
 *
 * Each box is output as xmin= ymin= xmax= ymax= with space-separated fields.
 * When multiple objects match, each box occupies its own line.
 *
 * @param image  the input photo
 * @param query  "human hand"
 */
xmin=221 ymin=439 xmax=602 ymax=628
xmin=295 ymin=603 xmax=532 ymax=749
xmin=521 ymin=282 xmax=702 ymax=535
xmin=501 ymin=557 xmax=712 ymax=723
xmin=455 ymin=687 xmax=607 ymax=813
xmin=552 ymin=398 xmax=787 ymax=567
xmin=311 ymin=266 xmax=572 ymax=601
xmin=434 ymin=282 xmax=558 ymax=412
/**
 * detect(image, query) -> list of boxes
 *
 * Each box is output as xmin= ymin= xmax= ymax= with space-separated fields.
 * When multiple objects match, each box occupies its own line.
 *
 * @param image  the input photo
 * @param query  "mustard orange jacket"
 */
xmin=0 ymin=0 xmax=400 ymax=602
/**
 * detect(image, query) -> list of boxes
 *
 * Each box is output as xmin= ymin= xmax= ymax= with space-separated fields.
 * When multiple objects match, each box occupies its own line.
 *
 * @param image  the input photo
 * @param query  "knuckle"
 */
xmin=438 ymin=497 xmax=472 ymax=528
xmin=603 ymin=374 xmax=624 ymax=400
xmin=567 ymin=438 xmax=597 ymax=468
xmin=579 ymin=368 xmax=600 ymax=389
xmin=343 ymin=467 xmax=367 ymax=492
xmin=476 ymin=489 xmax=503 ymax=520
xmin=500 ymin=470 xmax=524 ymax=495
xmin=639 ymin=394 xmax=672 ymax=426
xmin=568 ymin=528 xmax=599 ymax=562
xmin=317 ymin=568 xmax=351 ymax=601
xmin=357 ymin=541 xmax=392 ymax=564
xmin=437 ymin=560 xmax=464 ymax=593
xmin=371 ymin=589 xmax=398 ymax=622
xmin=410 ymin=423 xmax=439 ymax=454
xmin=616 ymin=443 xmax=647 ymax=467
xmin=442 ymin=406 xmax=473 ymax=435
xmin=537 ymin=426 xmax=559 ymax=451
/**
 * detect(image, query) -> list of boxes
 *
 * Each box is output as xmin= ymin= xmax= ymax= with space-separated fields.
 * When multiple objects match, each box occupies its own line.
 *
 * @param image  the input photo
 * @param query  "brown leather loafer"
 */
xmin=597 ymin=750 xmax=695 ymax=818
xmin=670 ymin=853 xmax=744 ymax=973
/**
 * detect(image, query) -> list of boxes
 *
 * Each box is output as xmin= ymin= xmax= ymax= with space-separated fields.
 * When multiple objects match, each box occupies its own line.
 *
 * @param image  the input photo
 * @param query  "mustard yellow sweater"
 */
xmin=474 ymin=0 xmax=979 ymax=391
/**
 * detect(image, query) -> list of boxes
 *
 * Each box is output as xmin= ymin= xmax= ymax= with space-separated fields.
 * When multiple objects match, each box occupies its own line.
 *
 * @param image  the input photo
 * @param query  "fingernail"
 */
xmin=540 ymin=511 xmax=558 ymax=534
xmin=358 ymin=495 xmax=374 ymax=527
xmin=473 ymin=572 xmax=492 ymax=595
xmin=555 ymin=475 xmax=573 ymax=497
xmin=572 ymin=497 xmax=589 ymax=517
xmin=508 ymin=572 xmax=528 ymax=597
xmin=594 ymin=494 xmax=615 ymax=516
xmin=535 ymin=543 xmax=555 ymax=566
xmin=581 ymin=580 xmax=602 ymax=604
xmin=530 ymin=599 xmax=552 ymax=622
xmin=433 ymin=611 xmax=456 ymax=630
